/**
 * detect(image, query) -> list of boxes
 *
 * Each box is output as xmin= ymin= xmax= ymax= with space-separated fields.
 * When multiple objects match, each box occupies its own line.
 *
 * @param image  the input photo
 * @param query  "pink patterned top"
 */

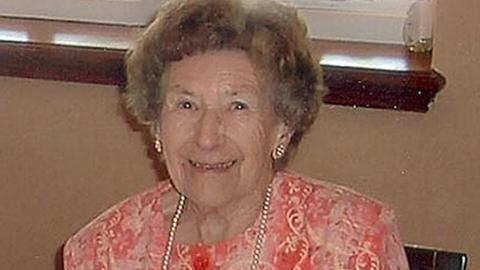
xmin=64 ymin=171 xmax=409 ymax=270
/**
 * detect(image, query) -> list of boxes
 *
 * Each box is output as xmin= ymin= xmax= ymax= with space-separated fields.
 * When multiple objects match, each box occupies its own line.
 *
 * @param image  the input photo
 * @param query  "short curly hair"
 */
xmin=123 ymin=0 xmax=325 ymax=164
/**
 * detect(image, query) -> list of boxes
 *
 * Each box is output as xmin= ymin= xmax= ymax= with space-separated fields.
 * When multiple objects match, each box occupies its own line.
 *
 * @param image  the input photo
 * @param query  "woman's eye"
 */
xmin=232 ymin=101 xmax=248 ymax=111
xmin=179 ymin=101 xmax=193 ymax=110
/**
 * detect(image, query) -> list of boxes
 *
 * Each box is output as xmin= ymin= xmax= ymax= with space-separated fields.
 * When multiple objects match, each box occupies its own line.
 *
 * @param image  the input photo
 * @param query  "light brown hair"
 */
xmin=123 ymin=0 xmax=325 ymax=164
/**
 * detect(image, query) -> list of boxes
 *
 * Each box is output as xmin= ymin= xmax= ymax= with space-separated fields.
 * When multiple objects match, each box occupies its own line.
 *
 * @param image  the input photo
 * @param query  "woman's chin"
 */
xmin=174 ymin=165 xmax=240 ymax=204
xmin=186 ymin=186 xmax=239 ymax=209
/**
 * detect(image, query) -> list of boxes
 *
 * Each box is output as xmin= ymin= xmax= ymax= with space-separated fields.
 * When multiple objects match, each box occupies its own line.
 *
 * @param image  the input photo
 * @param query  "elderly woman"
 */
xmin=64 ymin=0 xmax=409 ymax=269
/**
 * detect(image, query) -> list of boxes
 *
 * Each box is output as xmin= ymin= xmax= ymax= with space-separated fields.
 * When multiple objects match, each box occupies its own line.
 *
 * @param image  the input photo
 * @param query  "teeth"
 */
xmin=189 ymin=160 xmax=235 ymax=170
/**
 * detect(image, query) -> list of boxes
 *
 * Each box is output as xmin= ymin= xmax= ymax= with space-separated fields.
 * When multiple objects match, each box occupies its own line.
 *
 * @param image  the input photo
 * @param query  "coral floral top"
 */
xmin=64 ymin=171 xmax=409 ymax=270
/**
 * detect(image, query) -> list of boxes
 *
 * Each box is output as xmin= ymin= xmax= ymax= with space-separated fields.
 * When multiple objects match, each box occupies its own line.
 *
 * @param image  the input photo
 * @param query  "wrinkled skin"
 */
xmin=159 ymin=50 xmax=291 ymax=243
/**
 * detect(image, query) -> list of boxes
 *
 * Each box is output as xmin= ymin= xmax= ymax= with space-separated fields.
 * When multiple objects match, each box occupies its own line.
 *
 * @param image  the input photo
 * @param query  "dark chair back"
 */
xmin=405 ymin=245 xmax=468 ymax=270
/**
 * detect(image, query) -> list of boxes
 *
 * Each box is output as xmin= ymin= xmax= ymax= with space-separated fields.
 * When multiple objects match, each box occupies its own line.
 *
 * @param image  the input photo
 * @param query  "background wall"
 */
xmin=0 ymin=0 xmax=478 ymax=269
xmin=291 ymin=0 xmax=480 ymax=268
xmin=0 ymin=79 xmax=160 ymax=268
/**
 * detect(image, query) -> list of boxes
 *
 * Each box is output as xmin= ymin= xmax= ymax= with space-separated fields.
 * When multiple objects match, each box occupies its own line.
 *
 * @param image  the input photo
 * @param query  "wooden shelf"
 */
xmin=0 ymin=17 xmax=445 ymax=113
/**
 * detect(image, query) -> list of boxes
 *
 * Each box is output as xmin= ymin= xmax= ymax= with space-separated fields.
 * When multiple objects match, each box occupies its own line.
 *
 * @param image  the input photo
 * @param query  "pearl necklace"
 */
xmin=161 ymin=184 xmax=273 ymax=270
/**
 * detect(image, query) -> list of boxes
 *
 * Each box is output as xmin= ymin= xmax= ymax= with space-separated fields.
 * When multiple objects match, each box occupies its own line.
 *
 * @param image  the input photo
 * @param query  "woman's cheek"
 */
xmin=231 ymin=116 xmax=271 ymax=153
xmin=163 ymin=110 xmax=197 ymax=135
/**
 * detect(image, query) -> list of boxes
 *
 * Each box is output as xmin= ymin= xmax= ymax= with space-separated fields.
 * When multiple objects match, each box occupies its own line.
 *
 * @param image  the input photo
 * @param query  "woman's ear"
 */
xmin=274 ymin=122 xmax=293 ymax=148
xmin=153 ymin=122 xmax=162 ymax=139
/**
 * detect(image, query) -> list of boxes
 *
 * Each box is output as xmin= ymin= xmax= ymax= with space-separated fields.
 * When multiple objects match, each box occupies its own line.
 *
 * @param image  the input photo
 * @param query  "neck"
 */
xmin=175 ymin=174 xmax=273 ymax=245
xmin=160 ymin=176 xmax=275 ymax=270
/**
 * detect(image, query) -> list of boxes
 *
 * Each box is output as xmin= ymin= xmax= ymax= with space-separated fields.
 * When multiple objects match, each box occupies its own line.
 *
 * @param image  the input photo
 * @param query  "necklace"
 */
xmin=161 ymin=184 xmax=273 ymax=270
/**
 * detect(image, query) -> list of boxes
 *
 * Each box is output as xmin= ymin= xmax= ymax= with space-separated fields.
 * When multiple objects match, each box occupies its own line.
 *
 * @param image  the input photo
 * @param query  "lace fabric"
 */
xmin=64 ymin=170 xmax=409 ymax=270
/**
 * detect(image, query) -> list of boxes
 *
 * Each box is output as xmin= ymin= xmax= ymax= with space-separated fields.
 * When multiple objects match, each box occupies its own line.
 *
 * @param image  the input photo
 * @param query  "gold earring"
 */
xmin=272 ymin=144 xmax=286 ymax=160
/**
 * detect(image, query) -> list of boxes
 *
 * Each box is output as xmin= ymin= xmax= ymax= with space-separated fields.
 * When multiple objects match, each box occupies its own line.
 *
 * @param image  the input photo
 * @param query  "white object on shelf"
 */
xmin=0 ymin=0 xmax=432 ymax=45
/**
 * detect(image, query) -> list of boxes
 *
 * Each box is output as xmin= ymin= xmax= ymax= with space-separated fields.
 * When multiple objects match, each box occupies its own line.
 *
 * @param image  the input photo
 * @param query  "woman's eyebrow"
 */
xmin=224 ymin=90 xmax=258 ymax=100
xmin=167 ymin=85 xmax=195 ymax=96
xmin=225 ymin=81 xmax=260 ymax=94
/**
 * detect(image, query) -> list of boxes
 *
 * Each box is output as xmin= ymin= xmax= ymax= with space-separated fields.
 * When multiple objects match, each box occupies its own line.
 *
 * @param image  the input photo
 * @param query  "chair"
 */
xmin=405 ymin=245 xmax=468 ymax=270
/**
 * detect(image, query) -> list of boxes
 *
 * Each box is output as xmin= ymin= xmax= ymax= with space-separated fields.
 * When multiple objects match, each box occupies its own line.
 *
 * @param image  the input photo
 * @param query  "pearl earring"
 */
xmin=272 ymin=144 xmax=286 ymax=160
xmin=154 ymin=137 xmax=162 ymax=154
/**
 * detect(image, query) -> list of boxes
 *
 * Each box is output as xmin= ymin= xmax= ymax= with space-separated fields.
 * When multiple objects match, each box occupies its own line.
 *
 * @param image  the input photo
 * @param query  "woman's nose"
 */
xmin=195 ymin=108 xmax=223 ymax=150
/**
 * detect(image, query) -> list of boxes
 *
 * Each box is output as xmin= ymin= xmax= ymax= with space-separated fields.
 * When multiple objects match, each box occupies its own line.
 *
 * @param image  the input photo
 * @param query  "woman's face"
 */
xmin=160 ymin=50 xmax=289 ymax=208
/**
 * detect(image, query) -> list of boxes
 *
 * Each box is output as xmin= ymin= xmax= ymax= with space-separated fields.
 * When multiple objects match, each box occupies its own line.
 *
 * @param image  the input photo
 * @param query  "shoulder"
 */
xmin=63 ymin=180 xmax=172 ymax=269
xmin=275 ymin=170 xmax=408 ymax=269
xmin=69 ymin=180 xmax=171 ymax=240
xmin=277 ymin=170 xmax=394 ymax=224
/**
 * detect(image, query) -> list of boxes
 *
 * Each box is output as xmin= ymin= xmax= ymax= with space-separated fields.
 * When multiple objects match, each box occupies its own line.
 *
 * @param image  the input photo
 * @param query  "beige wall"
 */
xmin=291 ymin=0 xmax=480 ymax=268
xmin=0 ymin=79 xmax=161 ymax=268
xmin=0 ymin=0 xmax=478 ymax=269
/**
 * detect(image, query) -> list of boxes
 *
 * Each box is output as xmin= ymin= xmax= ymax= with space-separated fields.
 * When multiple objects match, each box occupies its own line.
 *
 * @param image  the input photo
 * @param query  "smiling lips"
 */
xmin=188 ymin=159 xmax=237 ymax=170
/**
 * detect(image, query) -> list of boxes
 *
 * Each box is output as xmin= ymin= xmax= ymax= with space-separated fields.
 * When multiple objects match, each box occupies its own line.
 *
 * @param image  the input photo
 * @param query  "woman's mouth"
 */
xmin=188 ymin=159 xmax=237 ymax=171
